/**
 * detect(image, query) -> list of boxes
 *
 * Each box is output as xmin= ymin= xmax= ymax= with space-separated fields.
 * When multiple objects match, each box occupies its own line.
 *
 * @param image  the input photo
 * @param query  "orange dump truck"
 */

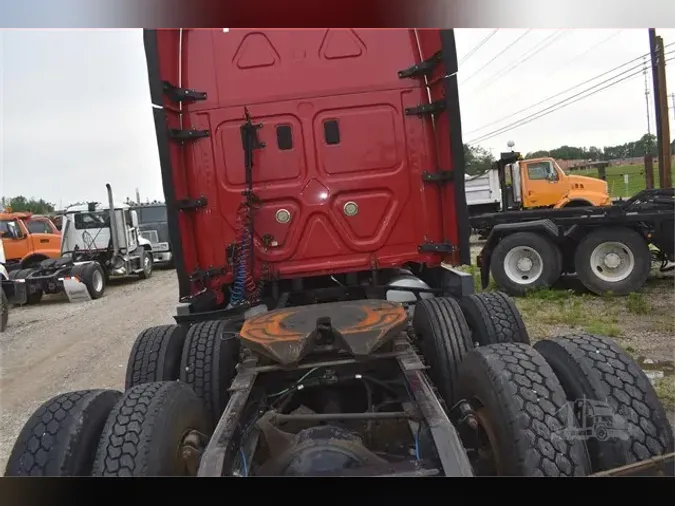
xmin=0 ymin=212 xmax=61 ymax=270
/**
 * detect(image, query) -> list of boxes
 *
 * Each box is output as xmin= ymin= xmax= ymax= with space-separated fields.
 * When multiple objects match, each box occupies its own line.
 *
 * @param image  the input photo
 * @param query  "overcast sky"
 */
xmin=1 ymin=29 xmax=674 ymax=207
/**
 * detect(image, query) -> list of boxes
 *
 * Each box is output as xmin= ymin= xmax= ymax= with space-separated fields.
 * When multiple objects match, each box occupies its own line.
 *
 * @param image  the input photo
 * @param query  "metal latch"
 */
xmin=419 ymin=242 xmax=456 ymax=254
xmin=162 ymin=81 xmax=208 ymax=103
xmin=168 ymin=129 xmax=210 ymax=142
xmin=422 ymin=170 xmax=454 ymax=184
xmin=176 ymin=196 xmax=208 ymax=211
xmin=405 ymin=100 xmax=446 ymax=117
xmin=398 ymin=51 xmax=442 ymax=79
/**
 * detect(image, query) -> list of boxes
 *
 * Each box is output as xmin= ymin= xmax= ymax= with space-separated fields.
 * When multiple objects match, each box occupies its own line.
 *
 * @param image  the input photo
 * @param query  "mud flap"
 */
xmin=62 ymin=277 xmax=92 ymax=303
xmin=4 ymin=279 xmax=27 ymax=305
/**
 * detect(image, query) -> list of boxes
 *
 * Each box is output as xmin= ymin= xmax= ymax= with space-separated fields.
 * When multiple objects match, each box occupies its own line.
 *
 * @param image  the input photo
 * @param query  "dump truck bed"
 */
xmin=145 ymin=29 xmax=467 ymax=305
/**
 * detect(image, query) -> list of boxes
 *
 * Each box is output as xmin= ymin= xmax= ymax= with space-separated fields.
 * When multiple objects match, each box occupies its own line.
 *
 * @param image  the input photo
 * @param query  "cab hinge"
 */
xmin=418 ymin=242 xmax=456 ymax=254
xmin=398 ymin=51 xmax=442 ymax=79
xmin=405 ymin=100 xmax=446 ymax=117
xmin=162 ymin=81 xmax=208 ymax=103
xmin=176 ymin=196 xmax=208 ymax=211
xmin=422 ymin=170 xmax=454 ymax=184
xmin=168 ymin=128 xmax=210 ymax=143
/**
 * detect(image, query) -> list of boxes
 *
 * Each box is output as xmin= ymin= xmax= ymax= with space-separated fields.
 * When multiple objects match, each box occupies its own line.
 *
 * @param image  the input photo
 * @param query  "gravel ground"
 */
xmin=0 ymin=269 xmax=178 ymax=472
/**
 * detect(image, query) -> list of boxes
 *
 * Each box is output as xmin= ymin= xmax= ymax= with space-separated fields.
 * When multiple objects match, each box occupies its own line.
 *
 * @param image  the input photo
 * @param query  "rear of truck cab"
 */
xmin=145 ymin=29 xmax=469 ymax=311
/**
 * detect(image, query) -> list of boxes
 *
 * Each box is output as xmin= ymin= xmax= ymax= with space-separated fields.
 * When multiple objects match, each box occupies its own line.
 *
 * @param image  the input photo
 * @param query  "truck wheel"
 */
xmin=1 ymin=290 xmax=8 ymax=332
xmin=71 ymin=262 xmax=106 ymax=299
xmin=92 ymin=382 xmax=209 ymax=476
xmin=458 ymin=292 xmax=530 ymax=346
xmin=456 ymin=343 xmax=590 ymax=476
xmin=125 ymin=324 xmax=188 ymax=389
xmin=534 ymin=334 xmax=674 ymax=475
xmin=139 ymin=250 xmax=153 ymax=280
xmin=4 ymin=390 xmax=121 ymax=476
xmin=26 ymin=290 xmax=43 ymax=305
xmin=412 ymin=297 xmax=473 ymax=408
xmin=574 ymin=227 xmax=651 ymax=295
xmin=179 ymin=320 xmax=240 ymax=425
xmin=490 ymin=232 xmax=562 ymax=296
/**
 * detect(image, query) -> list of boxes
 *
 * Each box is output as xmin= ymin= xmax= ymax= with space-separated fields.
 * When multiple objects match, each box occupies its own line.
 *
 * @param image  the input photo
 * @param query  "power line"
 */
xmin=473 ymin=30 xmax=569 ymax=91
xmin=468 ymin=59 xmax=674 ymax=145
xmin=489 ymin=30 xmax=624 ymax=110
xmin=466 ymin=45 xmax=675 ymax=137
xmin=460 ymin=29 xmax=533 ymax=85
xmin=459 ymin=29 xmax=499 ymax=67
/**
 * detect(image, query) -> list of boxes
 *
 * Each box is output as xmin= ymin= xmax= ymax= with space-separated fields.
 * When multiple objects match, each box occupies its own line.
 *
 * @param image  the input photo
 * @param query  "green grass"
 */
xmin=573 ymin=163 xmax=675 ymax=198
xmin=626 ymin=292 xmax=652 ymax=314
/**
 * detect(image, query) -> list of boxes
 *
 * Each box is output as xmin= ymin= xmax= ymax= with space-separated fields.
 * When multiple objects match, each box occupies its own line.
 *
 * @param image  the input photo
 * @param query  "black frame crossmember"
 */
xmin=162 ymin=81 xmax=208 ymax=103
xmin=168 ymin=128 xmax=210 ymax=142
xmin=398 ymin=51 xmax=443 ymax=79
xmin=405 ymin=100 xmax=446 ymax=117
xmin=176 ymin=196 xmax=208 ymax=211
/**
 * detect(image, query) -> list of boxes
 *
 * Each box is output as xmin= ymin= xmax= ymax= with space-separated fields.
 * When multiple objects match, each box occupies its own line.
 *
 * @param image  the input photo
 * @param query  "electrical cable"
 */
xmin=468 ymin=58 xmax=675 ymax=144
xmin=460 ymin=29 xmax=533 ymax=84
xmin=459 ymin=29 xmax=499 ymax=67
xmin=466 ymin=47 xmax=675 ymax=139
xmin=472 ymin=30 xmax=569 ymax=91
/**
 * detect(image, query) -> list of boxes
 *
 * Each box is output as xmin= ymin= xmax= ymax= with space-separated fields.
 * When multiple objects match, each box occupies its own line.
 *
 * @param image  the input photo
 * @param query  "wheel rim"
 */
xmin=589 ymin=241 xmax=635 ymax=283
xmin=503 ymin=246 xmax=544 ymax=285
xmin=92 ymin=270 xmax=103 ymax=292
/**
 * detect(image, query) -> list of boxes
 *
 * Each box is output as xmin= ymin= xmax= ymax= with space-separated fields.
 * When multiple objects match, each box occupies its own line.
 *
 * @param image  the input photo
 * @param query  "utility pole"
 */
xmin=649 ymin=29 xmax=672 ymax=188
xmin=643 ymin=57 xmax=654 ymax=189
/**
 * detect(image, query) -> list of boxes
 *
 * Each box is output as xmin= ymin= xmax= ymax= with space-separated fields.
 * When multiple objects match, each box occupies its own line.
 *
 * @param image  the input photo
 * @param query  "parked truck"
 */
xmin=0 ymin=211 xmax=62 ymax=271
xmin=132 ymin=202 xmax=173 ymax=267
xmin=7 ymin=185 xmax=154 ymax=305
xmin=474 ymin=152 xmax=674 ymax=296
xmin=5 ymin=29 xmax=672 ymax=479
xmin=468 ymin=152 xmax=612 ymax=234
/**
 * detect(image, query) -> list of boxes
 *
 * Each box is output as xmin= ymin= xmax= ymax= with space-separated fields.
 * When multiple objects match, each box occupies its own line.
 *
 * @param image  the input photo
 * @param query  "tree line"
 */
xmin=465 ymin=134 xmax=675 ymax=176
xmin=2 ymin=196 xmax=56 ymax=214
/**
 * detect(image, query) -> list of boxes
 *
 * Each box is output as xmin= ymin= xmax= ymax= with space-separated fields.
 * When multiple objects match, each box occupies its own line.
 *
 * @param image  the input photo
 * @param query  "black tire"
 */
xmin=92 ymin=382 xmax=209 ymax=476
xmin=125 ymin=324 xmax=188 ymax=389
xmin=1 ymin=289 xmax=8 ymax=332
xmin=458 ymin=292 xmax=530 ymax=346
xmin=456 ymin=343 xmax=590 ymax=476
xmin=179 ymin=320 xmax=240 ymax=425
xmin=4 ymin=390 xmax=121 ymax=476
xmin=534 ymin=334 xmax=674 ymax=474
xmin=71 ymin=262 xmax=106 ymax=299
xmin=490 ymin=232 xmax=562 ymax=296
xmin=574 ymin=227 xmax=651 ymax=295
xmin=139 ymin=250 xmax=153 ymax=280
xmin=412 ymin=297 xmax=473 ymax=408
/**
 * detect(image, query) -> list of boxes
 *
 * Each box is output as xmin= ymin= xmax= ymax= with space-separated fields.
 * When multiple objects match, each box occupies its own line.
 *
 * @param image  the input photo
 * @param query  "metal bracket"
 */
xmin=398 ymin=51 xmax=442 ymax=79
xmin=419 ymin=242 xmax=456 ymax=254
xmin=176 ymin=196 xmax=208 ymax=211
xmin=422 ymin=170 xmax=454 ymax=184
xmin=162 ymin=81 xmax=207 ymax=103
xmin=189 ymin=266 xmax=227 ymax=284
xmin=405 ymin=100 xmax=446 ymax=117
xmin=168 ymin=128 xmax=210 ymax=142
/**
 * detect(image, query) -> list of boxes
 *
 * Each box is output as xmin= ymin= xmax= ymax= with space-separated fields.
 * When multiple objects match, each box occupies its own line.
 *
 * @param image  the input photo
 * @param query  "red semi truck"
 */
xmin=5 ymin=29 xmax=672 ymax=478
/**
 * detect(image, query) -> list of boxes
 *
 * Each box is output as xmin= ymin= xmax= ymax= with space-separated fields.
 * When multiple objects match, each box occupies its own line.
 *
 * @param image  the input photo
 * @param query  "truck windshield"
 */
xmin=73 ymin=211 xmax=110 ymax=230
xmin=139 ymin=206 xmax=166 ymax=224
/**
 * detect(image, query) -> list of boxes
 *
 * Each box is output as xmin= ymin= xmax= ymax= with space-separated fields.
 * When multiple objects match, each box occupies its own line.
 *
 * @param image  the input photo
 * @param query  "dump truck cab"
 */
xmin=0 ymin=211 xmax=62 ymax=270
xmin=132 ymin=202 xmax=173 ymax=267
xmin=501 ymin=154 xmax=611 ymax=210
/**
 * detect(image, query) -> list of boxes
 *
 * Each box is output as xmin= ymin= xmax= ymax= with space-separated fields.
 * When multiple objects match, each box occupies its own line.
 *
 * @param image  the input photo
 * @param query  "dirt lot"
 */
xmin=0 ymin=269 xmax=178 ymax=472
